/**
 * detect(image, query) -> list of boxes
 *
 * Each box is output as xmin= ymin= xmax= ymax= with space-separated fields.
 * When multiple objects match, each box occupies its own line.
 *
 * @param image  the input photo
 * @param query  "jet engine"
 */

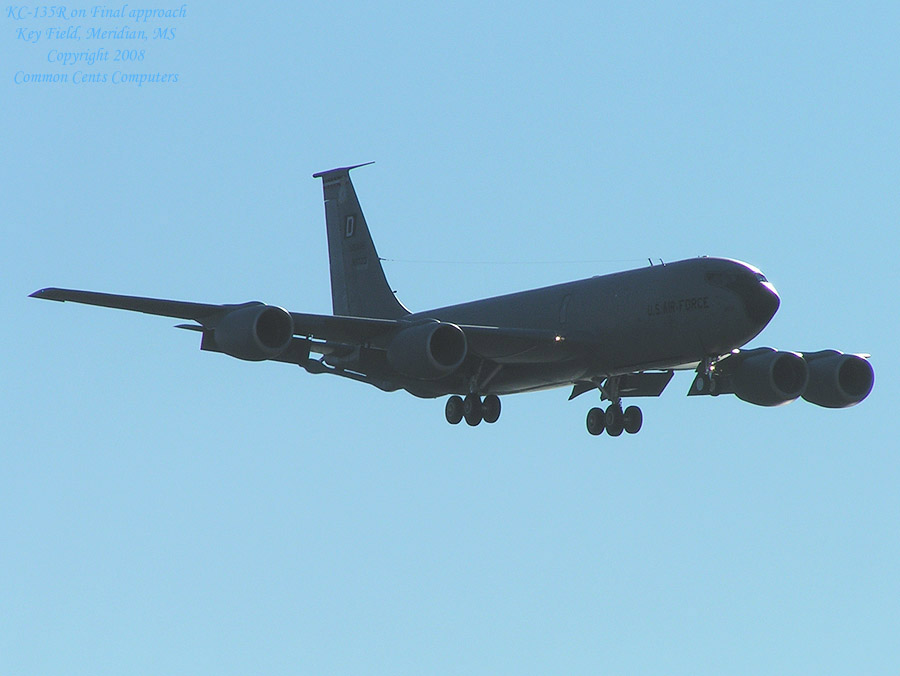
xmin=387 ymin=321 xmax=467 ymax=380
xmin=213 ymin=303 xmax=294 ymax=361
xmin=729 ymin=348 xmax=810 ymax=406
xmin=801 ymin=350 xmax=874 ymax=408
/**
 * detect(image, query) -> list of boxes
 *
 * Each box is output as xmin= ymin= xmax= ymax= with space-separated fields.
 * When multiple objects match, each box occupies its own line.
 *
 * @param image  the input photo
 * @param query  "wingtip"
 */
xmin=30 ymin=287 xmax=63 ymax=300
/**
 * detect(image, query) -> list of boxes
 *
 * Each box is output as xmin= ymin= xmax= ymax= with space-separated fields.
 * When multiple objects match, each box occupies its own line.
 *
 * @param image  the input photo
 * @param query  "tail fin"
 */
xmin=313 ymin=163 xmax=410 ymax=319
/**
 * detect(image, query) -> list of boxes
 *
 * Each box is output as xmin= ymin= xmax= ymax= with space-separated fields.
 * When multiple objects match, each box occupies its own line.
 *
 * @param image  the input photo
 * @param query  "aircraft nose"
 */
xmin=743 ymin=277 xmax=780 ymax=326
xmin=706 ymin=262 xmax=781 ymax=327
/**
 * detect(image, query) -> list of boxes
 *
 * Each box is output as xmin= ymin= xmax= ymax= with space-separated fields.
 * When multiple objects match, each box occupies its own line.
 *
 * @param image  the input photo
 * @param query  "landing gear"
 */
xmin=444 ymin=387 xmax=639 ymax=436
xmin=445 ymin=396 xmax=464 ymax=425
xmin=623 ymin=405 xmax=643 ymax=434
xmin=605 ymin=404 xmax=625 ymax=436
xmin=463 ymin=394 xmax=483 ymax=426
xmin=482 ymin=395 xmax=501 ymax=424
xmin=691 ymin=357 xmax=720 ymax=395
xmin=585 ymin=403 xmax=643 ymax=437
xmin=445 ymin=394 xmax=502 ymax=427
xmin=586 ymin=407 xmax=605 ymax=436
xmin=584 ymin=376 xmax=644 ymax=437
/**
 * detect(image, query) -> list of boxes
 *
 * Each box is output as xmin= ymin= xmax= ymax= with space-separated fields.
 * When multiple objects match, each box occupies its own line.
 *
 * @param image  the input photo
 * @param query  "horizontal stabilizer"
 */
xmin=312 ymin=161 xmax=375 ymax=179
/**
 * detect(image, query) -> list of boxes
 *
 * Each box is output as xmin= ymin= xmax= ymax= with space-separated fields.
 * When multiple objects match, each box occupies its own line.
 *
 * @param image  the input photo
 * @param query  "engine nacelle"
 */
xmin=213 ymin=303 xmax=294 ymax=361
xmin=386 ymin=321 xmax=467 ymax=380
xmin=801 ymin=350 xmax=874 ymax=408
xmin=731 ymin=348 xmax=809 ymax=407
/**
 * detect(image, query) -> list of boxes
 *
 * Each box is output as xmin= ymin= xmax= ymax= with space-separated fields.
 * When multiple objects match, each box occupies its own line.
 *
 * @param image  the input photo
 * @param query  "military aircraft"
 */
xmin=31 ymin=163 xmax=874 ymax=436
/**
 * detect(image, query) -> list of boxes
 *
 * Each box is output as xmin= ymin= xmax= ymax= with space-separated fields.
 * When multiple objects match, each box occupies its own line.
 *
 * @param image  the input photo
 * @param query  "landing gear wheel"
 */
xmin=605 ymin=405 xmax=624 ymax=437
xmin=463 ymin=394 xmax=483 ymax=426
xmin=586 ymin=407 xmax=605 ymax=436
xmin=692 ymin=372 xmax=718 ymax=396
xmin=623 ymin=405 xmax=643 ymax=434
xmin=692 ymin=372 xmax=709 ymax=394
xmin=482 ymin=395 xmax=501 ymax=424
xmin=445 ymin=396 xmax=464 ymax=425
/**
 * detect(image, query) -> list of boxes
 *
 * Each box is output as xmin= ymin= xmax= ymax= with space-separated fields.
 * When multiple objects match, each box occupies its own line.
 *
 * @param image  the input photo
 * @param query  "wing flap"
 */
xmin=290 ymin=312 xmax=399 ymax=343
xmin=569 ymin=371 xmax=675 ymax=401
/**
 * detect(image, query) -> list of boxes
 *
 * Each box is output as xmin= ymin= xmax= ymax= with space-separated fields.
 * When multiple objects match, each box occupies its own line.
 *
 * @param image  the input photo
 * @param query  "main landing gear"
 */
xmin=442 ymin=381 xmax=644 ymax=437
xmin=584 ymin=375 xmax=643 ymax=437
xmin=445 ymin=394 xmax=501 ymax=427
xmin=585 ymin=404 xmax=643 ymax=436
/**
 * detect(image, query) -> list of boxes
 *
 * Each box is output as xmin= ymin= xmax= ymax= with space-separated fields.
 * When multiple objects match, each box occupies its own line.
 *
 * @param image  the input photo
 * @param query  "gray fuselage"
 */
xmin=406 ymin=257 xmax=779 ymax=396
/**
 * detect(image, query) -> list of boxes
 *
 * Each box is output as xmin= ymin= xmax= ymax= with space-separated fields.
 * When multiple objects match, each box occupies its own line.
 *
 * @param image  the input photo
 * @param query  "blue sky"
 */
xmin=3 ymin=2 xmax=898 ymax=674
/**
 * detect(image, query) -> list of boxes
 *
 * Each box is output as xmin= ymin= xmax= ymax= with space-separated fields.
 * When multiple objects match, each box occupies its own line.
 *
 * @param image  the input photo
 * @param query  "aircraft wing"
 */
xmin=291 ymin=313 xmax=569 ymax=363
xmin=29 ymin=287 xmax=225 ymax=322
xmin=29 ymin=287 xmax=570 ymax=363
xmin=29 ymin=287 xmax=402 ymax=347
xmin=289 ymin=311 xmax=401 ymax=343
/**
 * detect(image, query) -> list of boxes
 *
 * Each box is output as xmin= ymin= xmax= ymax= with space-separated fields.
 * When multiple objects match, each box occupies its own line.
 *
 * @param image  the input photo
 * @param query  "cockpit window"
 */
xmin=707 ymin=269 xmax=768 ymax=289
xmin=706 ymin=272 xmax=738 ymax=287
xmin=706 ymin=269 xmax=765 ymax=297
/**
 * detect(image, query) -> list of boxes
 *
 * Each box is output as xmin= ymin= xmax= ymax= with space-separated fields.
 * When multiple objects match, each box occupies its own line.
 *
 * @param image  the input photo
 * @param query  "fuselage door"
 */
xmin=559 ymin=294 xmax=572 ymax=325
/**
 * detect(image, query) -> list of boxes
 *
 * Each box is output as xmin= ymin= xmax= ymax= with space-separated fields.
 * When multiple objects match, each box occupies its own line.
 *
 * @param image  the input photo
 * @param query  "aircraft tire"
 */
xmin=482 ymin=395 xmax=501 ymax=423
xmin=623 ymin=406 xmax=643 ymax=434
xmin=693 ymin=372 xmax=719 ymax=396
xmin=445 ymin=396 xmax=464 ymax=425
xmin=605 ymin=405 xmax=624 ymax=437
xmin=463 ymin=394 xmax=483 ymax=426
xmin=586 ymin=407 xmax=605 ymax=436
xmin=692 ymin=373 xmax=709 ymax=394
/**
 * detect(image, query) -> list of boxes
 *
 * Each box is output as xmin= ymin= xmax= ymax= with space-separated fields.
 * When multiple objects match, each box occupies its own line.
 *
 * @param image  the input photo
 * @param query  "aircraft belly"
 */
xmin=595 ymin=317 xmax=702 ymax=374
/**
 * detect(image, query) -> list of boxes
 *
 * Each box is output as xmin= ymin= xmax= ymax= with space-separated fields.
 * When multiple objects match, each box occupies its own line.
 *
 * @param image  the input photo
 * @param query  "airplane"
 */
xmin=30 ymin=163 xmax=874 ymax=436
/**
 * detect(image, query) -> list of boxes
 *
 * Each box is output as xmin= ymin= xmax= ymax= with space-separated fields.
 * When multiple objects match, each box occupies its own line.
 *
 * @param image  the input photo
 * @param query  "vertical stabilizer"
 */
xmin=312 ymin=164 xmax=410 ymax=319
